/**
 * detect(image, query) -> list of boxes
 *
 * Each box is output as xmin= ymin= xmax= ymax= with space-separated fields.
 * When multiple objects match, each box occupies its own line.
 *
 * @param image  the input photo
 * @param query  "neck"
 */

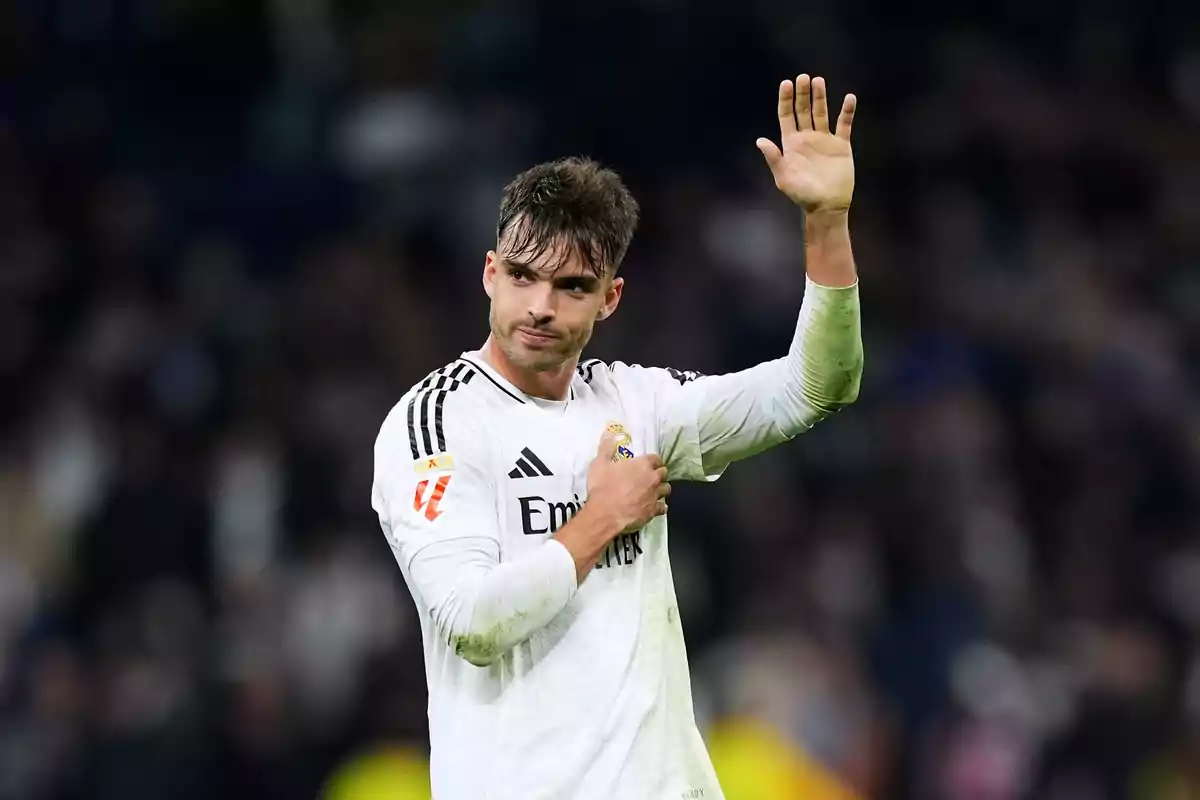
xmin=482 ymin=337 xmax=577 ymax=401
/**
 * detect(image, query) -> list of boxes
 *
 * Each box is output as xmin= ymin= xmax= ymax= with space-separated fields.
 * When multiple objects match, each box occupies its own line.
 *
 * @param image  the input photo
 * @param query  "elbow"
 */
xmin=429 ymin=583 xmax=517 ymax=667
xmin=446 ymin=614 xmax=527 ymax=667
xmin=804 ymin=358 xmax=864 ymax=417
xmin=832 ymin=364 xmax=863 ymax=408
xmin=451 ymin=631 xmax=503 ymax=667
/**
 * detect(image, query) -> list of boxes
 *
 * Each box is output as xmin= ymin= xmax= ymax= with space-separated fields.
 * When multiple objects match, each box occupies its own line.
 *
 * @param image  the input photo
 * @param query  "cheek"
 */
xmin=491 ymin=288 xmax=520 ymax=324
xmin=565 ymin=301 xmax=601 ymax=338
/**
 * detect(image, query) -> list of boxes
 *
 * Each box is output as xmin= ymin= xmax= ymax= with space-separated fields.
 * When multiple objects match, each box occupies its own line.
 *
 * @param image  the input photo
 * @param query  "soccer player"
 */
xmin=371 ymin=74 xmax=863 ymax=799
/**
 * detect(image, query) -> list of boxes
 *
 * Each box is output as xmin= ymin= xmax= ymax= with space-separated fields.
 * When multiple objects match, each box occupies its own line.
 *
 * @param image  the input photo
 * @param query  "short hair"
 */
xmin=496 ymin=157 xmax=640 ymax=278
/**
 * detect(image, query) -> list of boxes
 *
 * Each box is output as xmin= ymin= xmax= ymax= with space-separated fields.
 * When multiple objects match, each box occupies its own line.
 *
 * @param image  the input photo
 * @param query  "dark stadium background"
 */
xmin=1 ymin=1 xmax=1198 ymax=798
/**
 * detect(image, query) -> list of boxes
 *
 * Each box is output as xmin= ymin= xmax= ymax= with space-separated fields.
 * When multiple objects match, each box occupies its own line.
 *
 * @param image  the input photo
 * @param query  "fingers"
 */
xmin=810 ymin=75 xmax=829 ymax=133
xmin=657 ymin=481 xmax=672 ymax=499
xmin=644 ymin=453 xmax=664 ymax=470
xmin=596 ymin=431 xmax=617 ymax=461
xmin=655 ymin=500 xmax=668 ymax=517
xmin=835 ymin=93 xmax=857 ymax=140
xmin=782 ymin=74 xmax=855 ymax=138
xmin=756 ymin=138 xmax=783 ymax=172
xmin=654 ymin=466 xmax=668 ymax=484
xmin=794 ymin=74 xmax=812 ymax=131
xmin=776 ymin=79 xmax=796 ymax=137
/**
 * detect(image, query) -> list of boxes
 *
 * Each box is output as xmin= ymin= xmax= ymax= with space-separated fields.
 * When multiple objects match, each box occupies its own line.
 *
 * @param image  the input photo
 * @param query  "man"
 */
xmin=371 ymin=74 xmax=864 ymax=799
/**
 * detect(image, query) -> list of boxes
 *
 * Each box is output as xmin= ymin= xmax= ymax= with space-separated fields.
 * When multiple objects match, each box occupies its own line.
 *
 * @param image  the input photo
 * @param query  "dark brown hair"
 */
xmin=496 ymin=157 xmax=640 ymax=278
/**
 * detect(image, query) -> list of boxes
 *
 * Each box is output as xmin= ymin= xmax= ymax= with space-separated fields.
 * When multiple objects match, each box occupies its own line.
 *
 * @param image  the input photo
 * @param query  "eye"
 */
xmin=508 ymin=269 xmax=533 ymax=284
xmin=559 ymin=278 xmax=598 ymax=295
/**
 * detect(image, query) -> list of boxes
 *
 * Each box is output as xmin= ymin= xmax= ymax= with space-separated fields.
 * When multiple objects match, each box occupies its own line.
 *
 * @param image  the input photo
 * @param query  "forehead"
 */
xmin=497 ymin=233 xmax=596 ymax=279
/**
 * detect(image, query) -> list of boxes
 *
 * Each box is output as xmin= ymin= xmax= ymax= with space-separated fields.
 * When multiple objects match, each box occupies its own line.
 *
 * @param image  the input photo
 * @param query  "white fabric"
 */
xmin=371 ymin=278 xmax=861 ymax=800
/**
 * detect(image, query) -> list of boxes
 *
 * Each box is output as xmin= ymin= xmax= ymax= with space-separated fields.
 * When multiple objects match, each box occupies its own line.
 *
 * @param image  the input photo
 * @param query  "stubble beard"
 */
xmin=490 ymin=308 xmax=587 ymax=373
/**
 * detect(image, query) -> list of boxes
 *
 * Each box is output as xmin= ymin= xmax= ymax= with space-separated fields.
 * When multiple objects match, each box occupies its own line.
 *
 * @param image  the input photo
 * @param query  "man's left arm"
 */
xmin=648 ymin=240 xmax=861 ymax=481
xmin=649 ymin=73 xmax=864 ymax=481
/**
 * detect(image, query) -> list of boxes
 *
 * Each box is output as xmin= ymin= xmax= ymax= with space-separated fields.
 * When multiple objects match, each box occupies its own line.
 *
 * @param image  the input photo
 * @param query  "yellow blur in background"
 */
xmin=323 ymin=745 xmax=432 ymax=800
xmin=707 ymin=717 xmax=861 ymax=800
xmin=321 ymin=719 xmax=860 ymax=800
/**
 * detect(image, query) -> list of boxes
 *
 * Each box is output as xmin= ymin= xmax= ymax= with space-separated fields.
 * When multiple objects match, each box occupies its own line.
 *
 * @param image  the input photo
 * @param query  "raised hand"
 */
xmin=756 ymin=75 xmax=856 ymax=215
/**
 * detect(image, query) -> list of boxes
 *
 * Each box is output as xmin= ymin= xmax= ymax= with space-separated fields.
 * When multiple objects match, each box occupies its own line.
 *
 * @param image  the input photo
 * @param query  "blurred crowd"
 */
xmin=1 ymin=1 xmax=1198 ymax=798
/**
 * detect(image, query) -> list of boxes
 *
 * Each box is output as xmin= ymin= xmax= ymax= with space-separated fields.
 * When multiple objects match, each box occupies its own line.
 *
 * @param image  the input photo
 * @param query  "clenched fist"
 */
xmin=551 ymin=431 xmax=672 ymax=583
xmin=586 ymin=431 xmax=671 ymax=533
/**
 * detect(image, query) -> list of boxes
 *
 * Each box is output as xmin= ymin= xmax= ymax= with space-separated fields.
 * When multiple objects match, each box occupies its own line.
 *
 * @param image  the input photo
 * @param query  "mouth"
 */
xmin=516 ymin=327 xmax=559 ymax=345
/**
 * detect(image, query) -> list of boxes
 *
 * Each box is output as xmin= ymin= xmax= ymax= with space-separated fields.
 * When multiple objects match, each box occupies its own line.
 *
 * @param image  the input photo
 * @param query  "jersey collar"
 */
xmin=460 ymin=351 xmax=576 ymax=407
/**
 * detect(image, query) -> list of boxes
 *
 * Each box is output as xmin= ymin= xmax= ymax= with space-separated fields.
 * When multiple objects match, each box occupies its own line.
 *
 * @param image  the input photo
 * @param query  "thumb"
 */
xmin=756 ymin=138 xmax=783 ymax=171
xmin=595 ymin=430 xmax=618 ymax=462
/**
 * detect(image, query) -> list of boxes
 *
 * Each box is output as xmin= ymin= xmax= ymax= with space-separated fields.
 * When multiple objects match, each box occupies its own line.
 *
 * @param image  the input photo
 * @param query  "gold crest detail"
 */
xmin=607 ymin=422 xmax=635 ymax=461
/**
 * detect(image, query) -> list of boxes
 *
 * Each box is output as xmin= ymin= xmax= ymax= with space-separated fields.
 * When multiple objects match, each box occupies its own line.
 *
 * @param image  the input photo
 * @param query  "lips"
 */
xmin=517 ymin=327 xmax=558 ymax=343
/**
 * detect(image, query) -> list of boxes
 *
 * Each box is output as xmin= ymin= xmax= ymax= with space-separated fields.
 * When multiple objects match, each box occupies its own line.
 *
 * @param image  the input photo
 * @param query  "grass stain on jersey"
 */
xmin=453 ymin=611 xmax=530 ymax=666
xmin=798 ymin=285 xmax=863 ymax=412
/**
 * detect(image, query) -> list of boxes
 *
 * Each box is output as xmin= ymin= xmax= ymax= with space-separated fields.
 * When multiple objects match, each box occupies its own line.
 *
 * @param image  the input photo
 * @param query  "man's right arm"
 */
xmin=372 ymin=408 xmax=619 ymax=667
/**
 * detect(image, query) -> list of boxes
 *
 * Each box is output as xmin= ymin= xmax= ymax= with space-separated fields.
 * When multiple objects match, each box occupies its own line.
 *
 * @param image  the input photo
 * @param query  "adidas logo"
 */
xmin=508 ymin=448 xmax=554 ymax=479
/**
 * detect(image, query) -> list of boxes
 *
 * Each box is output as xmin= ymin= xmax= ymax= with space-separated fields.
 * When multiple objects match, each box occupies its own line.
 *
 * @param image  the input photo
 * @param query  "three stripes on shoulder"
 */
xmin=407 ymin=362 xmax=476 ymax=460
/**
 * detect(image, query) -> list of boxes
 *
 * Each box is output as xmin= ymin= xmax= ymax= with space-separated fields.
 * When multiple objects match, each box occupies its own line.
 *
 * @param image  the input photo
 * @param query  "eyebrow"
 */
xmin=504 ymin=260 xmax=600 ymax=291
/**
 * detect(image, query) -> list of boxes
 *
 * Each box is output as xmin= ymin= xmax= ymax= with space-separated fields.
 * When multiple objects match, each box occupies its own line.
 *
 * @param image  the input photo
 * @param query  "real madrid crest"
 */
xmin=607 ymin=422 xmax=635 ymax=461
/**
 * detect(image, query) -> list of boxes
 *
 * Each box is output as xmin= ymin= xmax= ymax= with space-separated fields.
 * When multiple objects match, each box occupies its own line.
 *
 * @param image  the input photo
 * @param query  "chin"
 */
xmin=500 ymin=338 xmax=556 ymax=370
xmin=527 ymin=347 xmax=572 ymax=372
xmin=525 ymin=350 xmax=569 ymax=372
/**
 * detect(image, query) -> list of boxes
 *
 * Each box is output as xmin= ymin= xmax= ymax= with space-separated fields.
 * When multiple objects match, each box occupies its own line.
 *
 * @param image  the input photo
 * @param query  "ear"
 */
xmin=483 ymin=250 xmax=498 ymax=299
xmin=596 ymin=276 xmax=623 ymax=321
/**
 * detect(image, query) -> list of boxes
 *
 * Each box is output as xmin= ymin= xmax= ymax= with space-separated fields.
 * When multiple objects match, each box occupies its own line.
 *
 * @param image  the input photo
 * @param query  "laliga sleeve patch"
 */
xmin=413 ymin=475 xmax=452 ymax=522
xmin=414 ymin=453 xmax=455 ymax=474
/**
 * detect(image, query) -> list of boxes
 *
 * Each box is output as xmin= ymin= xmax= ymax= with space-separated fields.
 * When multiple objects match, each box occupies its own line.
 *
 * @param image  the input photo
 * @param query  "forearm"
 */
xmin=726 ymin=276 xmax=862 ymax=438
xmin=419 ymin=538 xmax=578 ymax=667
xmin=786 ymin=271 xmax=863 ymax=421
xmin=681 ymin=253 xmax=861 ymax=472
xmin=730 ymin=210 xmax=863 ymax=426
xmin=552 ymin=502 xmax=625 ymax=583
xmin=420 ymin=504 xmax=623 ymax=665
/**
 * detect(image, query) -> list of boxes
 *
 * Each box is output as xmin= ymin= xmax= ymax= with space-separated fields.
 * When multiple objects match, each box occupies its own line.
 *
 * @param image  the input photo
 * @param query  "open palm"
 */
xmin=757 ymin=75 xmax=856 ymax=214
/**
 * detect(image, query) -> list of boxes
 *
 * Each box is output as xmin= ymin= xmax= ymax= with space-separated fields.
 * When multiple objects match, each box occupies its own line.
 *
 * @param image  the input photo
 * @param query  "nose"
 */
xmin=526 ymin=282 xmax=556 ymax=325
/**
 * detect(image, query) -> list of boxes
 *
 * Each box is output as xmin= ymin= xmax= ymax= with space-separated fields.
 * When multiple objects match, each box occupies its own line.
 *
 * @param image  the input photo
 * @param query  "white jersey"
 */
xmin=371 ymin=280 xmax=863 ymax=800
